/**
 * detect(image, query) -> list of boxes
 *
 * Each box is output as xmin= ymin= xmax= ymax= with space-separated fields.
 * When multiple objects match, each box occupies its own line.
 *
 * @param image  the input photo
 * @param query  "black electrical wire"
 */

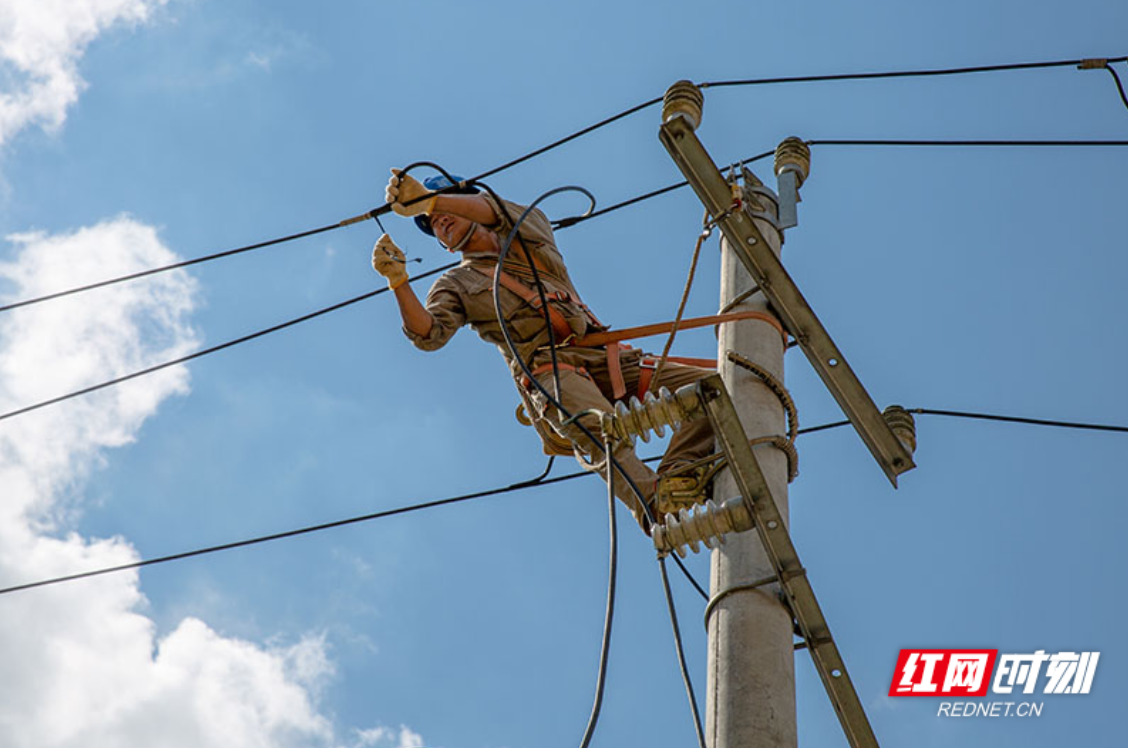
xmin=578 ymin=439 xmax=619 ymax=748
xmin=0 ymin=222 xmax=344 ymax=314
xmin=1105 ymin=62 xmax=1128 ymax=111
xmin=0 ymin=459 xmax=569 ymax=597
xmin=555 ymin=140 xmax=1128 ymax=228
xmin=911 ymin=408 xmax=1128 ymax=433
xmin=484 ymin=184 xmax=656 ymax=525
xmin=554 ymin=149 xmax=777 ymax=229
xmin=0 ymin=454 xmax=683 ymax=598
xmin=0 ymin=262 xmax=456 ymax=424
xmin=670 ymin=554 xmax=708 ymax=601
xmin=5 ymin=404 xmax=1124 ymax=597
xmin=476 ymin=180 xmax=596 ymax=403
xmin=797 ymin=420 xmax=851 ymax=436
xmin=474 ymin=54 xmax=1127 ymax=187
xmin=481 ymin=182 xmax=654 ymax=748
xmin=486 ymin=183 xmax=714 ymax=748
xmin=808 ymin=138 xmax=1128 ymax=148
xmin=8 ymin=53 xmax=1122 ymax=315
xmin=4 ymin=134 xmax=1125 ymax=427
xmin=472 ymin=97 xmax=663 ymax=183
xmin=659 ymin=558 xmax=707 ymax=748
xmin=697 ymin=56 xmax=1128 ymax=90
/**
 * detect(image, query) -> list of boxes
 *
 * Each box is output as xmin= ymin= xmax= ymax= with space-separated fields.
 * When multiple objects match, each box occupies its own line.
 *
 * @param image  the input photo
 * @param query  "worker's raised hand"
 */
xmin=385 ymin=168 xmax=436 ymax=217
xmin=372 ymin=233 xmax=409 ymax=289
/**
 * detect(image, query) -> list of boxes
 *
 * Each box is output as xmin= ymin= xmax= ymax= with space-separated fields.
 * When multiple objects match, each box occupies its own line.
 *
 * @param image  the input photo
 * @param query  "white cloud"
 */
xmin=0 ymin=218 xmax=423 ymax=748
xmin=0 ymin=0 xmax=165 ymax=148
xmin=351 ymin=726 xmax=427 ymax=748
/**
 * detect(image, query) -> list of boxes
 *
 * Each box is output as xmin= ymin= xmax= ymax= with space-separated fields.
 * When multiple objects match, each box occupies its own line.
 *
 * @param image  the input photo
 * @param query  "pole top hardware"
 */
xmin=662 ymin=80 xmax=704 ymax=131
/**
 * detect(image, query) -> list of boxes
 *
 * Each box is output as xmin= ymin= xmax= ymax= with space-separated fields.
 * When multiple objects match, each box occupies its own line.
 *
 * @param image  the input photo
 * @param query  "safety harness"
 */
xmin=470 ymin=262 xmax=787 ymax=401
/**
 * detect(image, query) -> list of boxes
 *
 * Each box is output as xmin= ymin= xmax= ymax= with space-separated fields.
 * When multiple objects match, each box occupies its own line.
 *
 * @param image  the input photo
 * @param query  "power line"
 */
xmin=5 ymin=54 xmax=1123 ymax=315
xmin=0 ymin=263 xmax=454 ymax=424
xmin=698 ymin=56 xmax=1128 ymax=89
xmin=809 ymin=138 xmax=1128 ymax=148
xmin=556 ymin=139 xmax=1128 ymax=228
xmin=2 ymin=406 xmax=1123 ymax=598
xmin=2 ymin=135 xmax=1124 ymax=426
xmin=477 ymin=54 xmax=1126 ymax=183
xmin=0 ymin=461 xmax=585 ymax=597
xmin=911 ymin=408 xmax=1128 ymax=433
xmin=797 ymin=410 xmax=1128 ymax=435
xmin=0 ymin=222 xmax=343 ymax=314
xmin=1104 ymin=63 xmax=1128 ymax=111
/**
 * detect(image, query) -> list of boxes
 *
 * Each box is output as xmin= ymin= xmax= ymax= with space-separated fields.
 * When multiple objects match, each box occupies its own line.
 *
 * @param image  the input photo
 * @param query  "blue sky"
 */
xmin=0 ymin=1 xmax=1125 ymax=747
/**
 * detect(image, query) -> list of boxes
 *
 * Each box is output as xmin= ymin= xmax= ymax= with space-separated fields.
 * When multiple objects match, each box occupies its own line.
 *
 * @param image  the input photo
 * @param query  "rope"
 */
xmin=726 ymin=350 xmax=800 ymax=482
xmin=649 ymin=210 xmax=711 ymax=391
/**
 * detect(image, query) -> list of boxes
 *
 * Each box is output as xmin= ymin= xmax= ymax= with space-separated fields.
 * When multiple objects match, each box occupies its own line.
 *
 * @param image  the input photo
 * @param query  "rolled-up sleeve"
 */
xmin=403 ymin=280 xmax=465 ymax=351
xmin=482 ymin=195 xmax=555 ymax=247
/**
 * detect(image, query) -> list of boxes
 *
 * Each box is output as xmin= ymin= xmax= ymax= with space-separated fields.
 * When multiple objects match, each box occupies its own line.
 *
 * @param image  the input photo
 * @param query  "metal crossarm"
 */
xmin=696 ymin=374 xmax=880 ymax=748
xmin=658 ymin=116 xmax=915 ymax=486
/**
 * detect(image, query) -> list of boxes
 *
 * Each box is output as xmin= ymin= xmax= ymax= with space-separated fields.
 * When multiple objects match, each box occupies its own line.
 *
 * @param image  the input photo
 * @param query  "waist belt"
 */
xmin=471 ymin=263 xmax=785 ymax=402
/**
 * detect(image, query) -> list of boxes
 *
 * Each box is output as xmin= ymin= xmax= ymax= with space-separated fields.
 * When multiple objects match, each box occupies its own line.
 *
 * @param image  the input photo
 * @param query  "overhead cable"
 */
xmin=0 ymin=459 xmax=586 ymax=597
xmin=659 ymin=557 xmax=707 ymax=748
xmin=5 ymin=53 xmax=1123 ymax=314
xmin=910 ymin=408 xmax=1128 ymax=433
xmin=555 ymin=139 xmax=1128 ymax=228
xmin=697 ymin=56 xmax=1128 ymax=90
xmin=578 ymin=439 xmax=620 ymax=748
xmin=1105 ymin=63 xmax=1128 ymax=111
xmin=0 ymin=222 xmax=344 ymax=314
xmin=0 ymin=263 xmax=455 ymax=424
xmin=3 ymin=133 xmax=1125 ymax=426
xmin=3 ymin=406 xmax=1123 ymax=597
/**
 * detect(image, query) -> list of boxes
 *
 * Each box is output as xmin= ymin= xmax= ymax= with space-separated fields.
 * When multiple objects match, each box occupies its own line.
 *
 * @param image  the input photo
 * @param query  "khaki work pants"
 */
xmin=529 ymin=347 xmax=715 ymax=529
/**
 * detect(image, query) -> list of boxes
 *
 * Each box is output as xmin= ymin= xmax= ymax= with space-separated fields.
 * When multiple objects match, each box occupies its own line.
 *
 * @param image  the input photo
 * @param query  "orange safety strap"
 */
xmin=480 ymin=254 xmax=606 ymax=330
xmin=470 ymin=265 xmax=575 ymax=344
xmin=607 ymin=341 xmax=627 ymax=400
xmin=471 ymin=263 xmax=627 ymax=398
xmin=573 ymin=309 xmax=788 ymax=348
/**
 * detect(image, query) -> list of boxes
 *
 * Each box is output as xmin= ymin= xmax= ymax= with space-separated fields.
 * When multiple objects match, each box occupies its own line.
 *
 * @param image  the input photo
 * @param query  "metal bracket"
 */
xmin=776 ymin=168 xmax=801 ymax=229
xmin=658 ymin=115 xmax=915 ymax=486
xmin=696 ymin=374 xmax=880 ymax=748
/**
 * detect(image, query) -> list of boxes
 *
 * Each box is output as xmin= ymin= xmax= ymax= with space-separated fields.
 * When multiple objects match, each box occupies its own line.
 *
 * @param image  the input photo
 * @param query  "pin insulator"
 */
xmin=653 ymin=496 xmax=755 ymax=558
xmin=774 ymin=137 xmax=811 ymax=188
xmin=882 ymin=405 xmax=917 ymax=456
xmin=599 ymin=384 xmax=705 ymax=446
xmin=662 ymin=80 xmax=704 ymax=131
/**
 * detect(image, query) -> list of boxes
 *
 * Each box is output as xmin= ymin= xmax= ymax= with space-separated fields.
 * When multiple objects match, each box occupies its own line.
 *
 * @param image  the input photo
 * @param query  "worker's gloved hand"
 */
xmin=385 ymin=168 xmax=436 ymax=217
xmin=372 ymin=233 xmax=409 ymax=289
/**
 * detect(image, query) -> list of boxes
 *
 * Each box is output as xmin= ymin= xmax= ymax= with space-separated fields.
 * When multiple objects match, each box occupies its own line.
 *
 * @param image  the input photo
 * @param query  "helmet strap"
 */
xmin=441 ymin=221 xmax=479 ymax=254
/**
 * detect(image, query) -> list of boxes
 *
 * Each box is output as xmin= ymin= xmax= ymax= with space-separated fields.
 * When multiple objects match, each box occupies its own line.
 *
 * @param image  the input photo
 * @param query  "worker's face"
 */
xmin=430 ymin=212 xmax=478 ymax=252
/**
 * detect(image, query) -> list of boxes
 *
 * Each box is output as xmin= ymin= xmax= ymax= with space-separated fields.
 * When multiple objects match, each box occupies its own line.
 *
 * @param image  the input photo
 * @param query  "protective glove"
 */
xmin=385 ymin=168 xmax=436 ymax=217
xmin=372 ymin=233 xmax=409 ymax=289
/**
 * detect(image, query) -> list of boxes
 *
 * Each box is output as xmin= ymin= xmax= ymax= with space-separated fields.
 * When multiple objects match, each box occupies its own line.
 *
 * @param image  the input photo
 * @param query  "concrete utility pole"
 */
xmin=657 ymin=78 xmax=797 ymax=748
xmin=709 ymin=175 xmax=796 ymax=748
xmin=655 ymin=79 xmax=915 ymax=748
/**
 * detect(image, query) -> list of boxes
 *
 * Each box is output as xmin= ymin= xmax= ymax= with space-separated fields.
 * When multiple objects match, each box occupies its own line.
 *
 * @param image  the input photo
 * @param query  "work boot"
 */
xmin=652 ymin=464 xmax=714 ymax=517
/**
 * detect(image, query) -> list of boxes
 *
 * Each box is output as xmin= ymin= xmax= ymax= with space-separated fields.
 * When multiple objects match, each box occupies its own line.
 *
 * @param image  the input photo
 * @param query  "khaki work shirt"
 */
xmin=404 ymin=195 xmax=605 ymax=379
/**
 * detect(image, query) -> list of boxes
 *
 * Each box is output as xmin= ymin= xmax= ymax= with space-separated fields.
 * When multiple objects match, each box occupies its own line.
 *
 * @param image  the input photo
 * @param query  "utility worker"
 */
xmin=372 ymin=169 xmax=714 ymax=533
